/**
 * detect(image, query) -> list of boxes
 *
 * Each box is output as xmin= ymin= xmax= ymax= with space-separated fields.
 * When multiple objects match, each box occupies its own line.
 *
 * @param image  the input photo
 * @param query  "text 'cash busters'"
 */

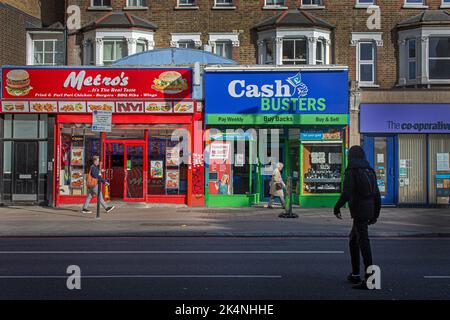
xmin=227 ymin=79 xmax=327 ymax=112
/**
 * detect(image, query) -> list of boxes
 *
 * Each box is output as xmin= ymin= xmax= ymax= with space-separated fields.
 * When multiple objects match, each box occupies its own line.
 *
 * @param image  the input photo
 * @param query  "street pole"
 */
xmin=279 ymin=176 xmax=298 ymax=219
xmin=96 ymin=131 xmax=101 ymax=220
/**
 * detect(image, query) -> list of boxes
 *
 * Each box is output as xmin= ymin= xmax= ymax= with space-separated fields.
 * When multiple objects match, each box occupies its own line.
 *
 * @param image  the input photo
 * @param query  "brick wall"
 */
xmin=0 ymin=0 xmax=41 ymax=18
xmin=0 ymin=3 xmax=41 ymax=66
xmin=65 ymin=0 xmax=448 ymax=89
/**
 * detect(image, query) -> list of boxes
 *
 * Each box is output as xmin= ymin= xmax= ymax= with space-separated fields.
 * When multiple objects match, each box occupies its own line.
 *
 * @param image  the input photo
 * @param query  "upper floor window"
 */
xmin=356 ymin=0 xmax=376 ymax=6
xmin=358 ymin=42 xmax=376 ymax=85
xmin=316 ymin=39 xmax=325 ymax=65
xmin=403 ymin=0 xmax=427 ymax=7
xmin=103 ymin=39 xmax=127 ymax=65
xmin=178 ymin=40 xmax=196 ymax=48
xmin=213 ymin=41 xmax=233 ymax=59
xmin=215 ymin=0 xmax=234 ymax=6
xmin=127 ymin=0 xmax=146 ymax=7
xmin=282 ymin=38 xmax=307 ymax=65
xmin=429 ymin=36 xmax=450 ymax=80
xmin=407 ymin=39 xmax=417 ymax=81
xmin=178 ymin=0 xmax=196 ymax=6
xmin=33 ymin=39 xmax=64 ymax=66
xmin=92 ymin=0 xmax=111 ymax=7
xmin=302 ymin=0 xmax=324 ymax=6
xmin=136 ymin=39 xmax=148 ymax=53
xmin=265 ymin=0 xmax=286 ymax=7
xmin=443 ymin=0 xmax=450 ymax=8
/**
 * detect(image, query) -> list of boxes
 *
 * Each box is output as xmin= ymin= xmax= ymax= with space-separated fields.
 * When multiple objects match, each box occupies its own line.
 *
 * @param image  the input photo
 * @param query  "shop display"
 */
xmin=303 ymin=145 xmax=342 ymax=194
xmin=166 ymin=147 xmax=180 ymax=166
xmin=145 ymin=102 xmax=172 ymax=113
xmin=1 ymin=101 xmax=29 ymax=112
xmin=208 ymin=141 xmax=233 ymax=195
xmin=69 ymin=137 xmax=85 ymax=193
xmin=30 ymin=101 xmax=57 ymax=113
xmin=173 ymin=101 xmax=194 ymax=114
xmin=59 ymin=102 xmax=86 ymax=113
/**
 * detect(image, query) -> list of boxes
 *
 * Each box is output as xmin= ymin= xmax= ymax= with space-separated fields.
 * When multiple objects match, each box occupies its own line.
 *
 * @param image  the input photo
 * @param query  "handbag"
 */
xmin=275 ymin=182 xmax=283 ymax=191
xmin=86 ymin=169 xmax=98 ymax=189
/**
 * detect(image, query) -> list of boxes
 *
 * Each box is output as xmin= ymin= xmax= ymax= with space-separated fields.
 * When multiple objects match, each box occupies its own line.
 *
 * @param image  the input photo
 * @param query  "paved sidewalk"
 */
xmin=0 ymin=204 xmax=449 ymax=237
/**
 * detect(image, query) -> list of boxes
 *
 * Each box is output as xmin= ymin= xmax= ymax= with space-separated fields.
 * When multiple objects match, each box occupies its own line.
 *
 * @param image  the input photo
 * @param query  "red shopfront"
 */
xmin=1 ymin=66 xmax=205 ymax=207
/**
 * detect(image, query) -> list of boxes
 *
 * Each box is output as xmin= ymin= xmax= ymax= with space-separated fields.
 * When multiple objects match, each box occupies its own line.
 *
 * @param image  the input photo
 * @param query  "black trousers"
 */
xmin=349 ymin=219 xmax=373 ymax=277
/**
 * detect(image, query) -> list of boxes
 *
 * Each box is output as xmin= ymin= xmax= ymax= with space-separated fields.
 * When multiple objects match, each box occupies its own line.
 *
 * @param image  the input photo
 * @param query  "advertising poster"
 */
xmin=437 ymin=153 xmax=450 ymax=172
xmin=208 ymin=141 xmax=232 ymax=195
xmin=166 ymin=170 xmax=179 ymax=189
xmin=150 ymin=161 xmax=164 ymax=179
xmin=166 ymin=147 xmax=180 ymax=166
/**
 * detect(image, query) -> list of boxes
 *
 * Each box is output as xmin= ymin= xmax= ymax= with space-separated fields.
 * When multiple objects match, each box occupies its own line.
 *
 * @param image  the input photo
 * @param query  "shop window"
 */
xmin=302 ymin=144 xmax=342 ymax=194
xmin=4 ymin=114 xmax=12 ymax=139
xmin=398 ymin=134 xmax=427 ymax=204
xmin=3 ymin=142 xmax=12 ymax=174
xmin=148 ymin=127 xmax=189 ymax=196
xmin=59 ymin=125 xmax=101 ymax=196
xmin=39 ymin=114 xmax=48 ymax=139
xmin=208 ymin=140 xmax=252 ymax=196
xmin=13 ymin=114 xmax=39 ymax=139
xmin=39 ymin=141 xmax=48 ymax=174
xmin=428 ymin=135 xmax=450 ymax=204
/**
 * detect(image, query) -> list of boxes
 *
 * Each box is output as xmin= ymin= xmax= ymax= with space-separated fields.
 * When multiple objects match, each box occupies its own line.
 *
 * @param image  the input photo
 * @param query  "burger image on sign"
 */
xmin=152 ymin=71 xmax=188 ymax=94
xmin=5 ymin=70 xmax=32 ymax=96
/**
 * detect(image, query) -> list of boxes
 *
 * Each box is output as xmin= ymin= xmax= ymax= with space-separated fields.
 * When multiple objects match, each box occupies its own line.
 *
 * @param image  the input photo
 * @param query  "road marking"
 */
xmin=0 ymin=250 xmax=344 ymax=254
xmin=0 ymin=275 xmax=282 ymax=279
xmin=424 ymin=276 xmax=450 ymax=279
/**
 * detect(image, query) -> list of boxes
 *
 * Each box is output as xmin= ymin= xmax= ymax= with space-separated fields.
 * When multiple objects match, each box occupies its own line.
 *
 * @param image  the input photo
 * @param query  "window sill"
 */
xmin=262 ymin=6 xmax=288 ymax=10
xmin=402 ymin=4 xmax=429 ymax=9
xmin=123 ymin=6 xmax=149 ymax=11
xmin=174 ymin=6 xmax=199 ymax=10
xmin=358 ymin=83 xmax=380 ymax=88
xmin=212 ymin=6 xmax=237 ymax=10
xmin=87 ymin=6 xmax=113 ymax=11
xmin=299 ymin=5 xmax=325 ymax=10
xmin=354 ymin=4 xmax=378 ymax=9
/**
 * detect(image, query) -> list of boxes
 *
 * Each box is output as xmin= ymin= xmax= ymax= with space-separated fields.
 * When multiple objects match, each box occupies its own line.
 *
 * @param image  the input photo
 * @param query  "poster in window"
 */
xmin=150 ymin=160 xmax=164 ymax=179
xmin=166 ymin=170 xmax=179 ymax=189
xmin=71 ymin=147 xmax=84 ymax=166
xmin=235 ymin=154 xmax=244 ymax=167
xmin=166 ymin=147 xmax=180 ymax=166
xmin=208 ymin=141 xmax=232 ymax=195
xmin=437 ymin=153 xmax=450 ymax=172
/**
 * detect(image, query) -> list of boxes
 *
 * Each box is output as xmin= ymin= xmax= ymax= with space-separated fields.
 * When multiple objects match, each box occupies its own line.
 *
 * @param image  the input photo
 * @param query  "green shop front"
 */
xmin=204 ymin=66 xmax=349 ymax=208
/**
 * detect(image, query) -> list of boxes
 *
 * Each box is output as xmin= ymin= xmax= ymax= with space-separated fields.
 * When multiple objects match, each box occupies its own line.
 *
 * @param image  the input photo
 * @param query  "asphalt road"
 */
xmin=0 ymin=237 xmax=448 ymax=300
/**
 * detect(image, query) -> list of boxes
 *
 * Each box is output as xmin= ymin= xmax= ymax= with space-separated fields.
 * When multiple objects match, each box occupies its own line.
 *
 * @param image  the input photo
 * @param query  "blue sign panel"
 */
xmin=205 ymin=69 xmax=349 ymax=115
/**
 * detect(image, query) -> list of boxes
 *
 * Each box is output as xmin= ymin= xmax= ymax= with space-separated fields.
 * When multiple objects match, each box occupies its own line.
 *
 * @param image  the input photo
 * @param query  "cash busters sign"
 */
xmin=204 ymin=69 xmax=348 ymax=117
xmin=1 ymin=67 xmax=192 ymax=101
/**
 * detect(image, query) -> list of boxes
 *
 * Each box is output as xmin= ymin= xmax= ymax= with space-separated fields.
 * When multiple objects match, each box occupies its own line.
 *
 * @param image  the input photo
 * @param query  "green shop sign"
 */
xmin=206 ymin=114 xmax=349 ymax=125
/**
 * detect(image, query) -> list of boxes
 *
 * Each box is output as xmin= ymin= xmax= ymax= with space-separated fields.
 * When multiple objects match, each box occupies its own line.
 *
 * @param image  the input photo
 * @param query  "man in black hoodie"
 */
xmin=334 ymin=145 xmax=381 ymax=290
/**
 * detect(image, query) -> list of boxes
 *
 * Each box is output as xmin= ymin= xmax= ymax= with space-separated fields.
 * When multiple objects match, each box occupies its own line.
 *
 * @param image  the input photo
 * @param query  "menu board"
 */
xmin=1 ymin=101 xmax=29 ymax=112
xmin=145 ymin=101 xmax=172 ymax=113
xmin=87 ymin=101 xmax=114 ymax=112
xmin=173 ymin=101 xmax=194 ymax=114
xmin=166 ymin=170 xmax=179 ymax=189
xmin=70 ymin=137 xmax=85 ymax=190
xmin=30 ymin=101 xmax=57 ymax=113
xmin=71 ymin=147 xmax=84 ymax=165
xmin=150 ymin=160 xmax=164 ymax=179
xmin=59 ymin=101 xmax=87 ymax=113
xmin=70 ymin=168 xmax=84 ymax=188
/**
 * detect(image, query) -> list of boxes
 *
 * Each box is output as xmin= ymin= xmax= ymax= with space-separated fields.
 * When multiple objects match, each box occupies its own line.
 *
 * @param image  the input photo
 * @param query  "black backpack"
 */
xmin=354 ymin=168 xmax=377 ymax=198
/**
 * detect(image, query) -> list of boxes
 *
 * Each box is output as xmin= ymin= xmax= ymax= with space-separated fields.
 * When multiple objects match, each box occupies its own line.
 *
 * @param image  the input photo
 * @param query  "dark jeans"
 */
xmin=349 ymin=219 xmax=373 ymax=277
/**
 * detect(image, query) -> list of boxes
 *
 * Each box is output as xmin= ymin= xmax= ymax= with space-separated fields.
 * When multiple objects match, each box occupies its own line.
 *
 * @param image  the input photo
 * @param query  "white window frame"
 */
xmin=351 ymin=32 xmax=382 ymax=87
xmin=214 ymin=0 xmax=234 ymax=7
xmin=124 ymin=0 xmax=148 ymax=10
xmin=407 ymin=39 xmax=417 ymax=81
xmin=428 ymin=36 xmax=450 ymax=81
xmin=213 ymin=41 xmax=233 ymax=59
xmin=102 ymin=39 xmax=128 ymax=65
xmin=442 ymin=0 xmax=450 ymax=8
xmin=282 ymin=38 xmax=308 ymax=65
xmin=358 ymin=41 xmax=376 ymax=85
xmin=263 ymin=0 xmax=287 ymax=9
xmin=257 ymin=29 xmax=331 ymax=66
xmin=403 ymin=0 xmax=428 ymax=9
xmin=398 ymin=27 xmax=450 ymax=86
xmin=83 ymin=29 xmax=155 ymax=66
xmin=316 ymin=38 xmax=325 ymax=65
xmin=26 ymin=31 xmax=65 ymax=66
xmin=91 ymin=0 xmax=112 ymax=7
xmin=354 ymin=0 xmax=377 ymax=9
xmin=136 ymin=39 xmax=148 ymax=53
xmin=177 ymin=0 xmax=197 ymax=7
xmin=171 ymin=33 xmax=202 ymax=48
xmin=300 ymin=0 xmax=325 ymax=9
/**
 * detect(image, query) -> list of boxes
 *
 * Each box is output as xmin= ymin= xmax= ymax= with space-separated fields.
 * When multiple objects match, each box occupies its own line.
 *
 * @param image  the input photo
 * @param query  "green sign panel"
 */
xmin=206 ymin=114 xmax=349 ymax=125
